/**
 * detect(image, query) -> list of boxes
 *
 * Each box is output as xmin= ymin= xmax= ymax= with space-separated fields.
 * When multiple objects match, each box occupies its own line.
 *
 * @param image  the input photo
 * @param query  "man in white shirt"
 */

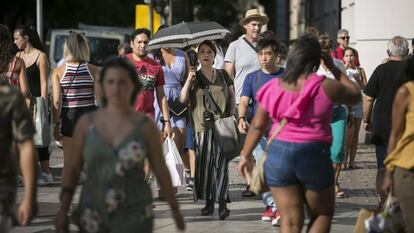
xmin=224 ymin=9 xmax=269 ymax=105
xmin=224 ymin=8 xmax=269 ymax=198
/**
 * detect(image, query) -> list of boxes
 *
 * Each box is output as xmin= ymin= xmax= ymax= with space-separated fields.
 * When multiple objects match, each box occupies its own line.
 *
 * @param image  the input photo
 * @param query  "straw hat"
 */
xmin=239 ymin=9 xmax=269 ymax=26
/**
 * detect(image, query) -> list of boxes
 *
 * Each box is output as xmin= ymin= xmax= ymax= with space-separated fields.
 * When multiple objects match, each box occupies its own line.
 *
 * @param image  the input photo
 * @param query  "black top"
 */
xmin=26 ymin=53 xmax=41 ymax=97
xmin=364 ymin=60 xmax=409 ymax=145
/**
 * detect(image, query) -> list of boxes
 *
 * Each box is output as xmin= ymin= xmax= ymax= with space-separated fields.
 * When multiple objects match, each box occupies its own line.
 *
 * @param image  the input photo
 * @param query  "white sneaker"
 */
xmin=271 ymin=210 xmax=281 ymax=227
xmin=38 ymin=172 xmax=53 ymax=186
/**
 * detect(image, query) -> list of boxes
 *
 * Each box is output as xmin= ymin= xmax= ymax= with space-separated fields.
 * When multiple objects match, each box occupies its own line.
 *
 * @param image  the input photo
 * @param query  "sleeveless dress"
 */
xmin=154 ymin=49 xmax=187 ymax=129
xmin=23 ymin=52 xmax=50 ymax=158
xmin=76 ymin=116 xmax=153 ymax=233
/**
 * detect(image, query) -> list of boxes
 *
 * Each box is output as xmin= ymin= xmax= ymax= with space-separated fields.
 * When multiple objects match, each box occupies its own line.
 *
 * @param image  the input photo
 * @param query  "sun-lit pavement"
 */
xmin=12 ymin=143 xmax=378 ymax=233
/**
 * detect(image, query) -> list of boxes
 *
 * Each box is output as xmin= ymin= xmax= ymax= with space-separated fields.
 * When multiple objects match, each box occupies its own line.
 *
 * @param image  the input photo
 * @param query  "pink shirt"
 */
xmin=256 ymin=73 xmax=334 ymax=143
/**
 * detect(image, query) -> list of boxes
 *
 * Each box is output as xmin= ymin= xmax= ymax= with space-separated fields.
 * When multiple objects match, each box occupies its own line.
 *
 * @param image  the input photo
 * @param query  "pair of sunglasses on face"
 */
xmin=339 ymin=36 xmax=350 ymax=40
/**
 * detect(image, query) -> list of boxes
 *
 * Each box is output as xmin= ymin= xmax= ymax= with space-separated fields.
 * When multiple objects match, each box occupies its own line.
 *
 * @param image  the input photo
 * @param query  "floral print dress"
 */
xmin=76 ymin=119 xmax=153 ymax=233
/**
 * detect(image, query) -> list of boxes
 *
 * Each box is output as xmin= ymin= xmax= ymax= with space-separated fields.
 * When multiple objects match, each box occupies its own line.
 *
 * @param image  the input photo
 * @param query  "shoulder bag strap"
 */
xmin=196 ymin=71 xmax=222 ymax=116
xmin=264 ymin=118 xmax=287 ymax=152
xmin=63 ymin=63 xmax=81 ymax=96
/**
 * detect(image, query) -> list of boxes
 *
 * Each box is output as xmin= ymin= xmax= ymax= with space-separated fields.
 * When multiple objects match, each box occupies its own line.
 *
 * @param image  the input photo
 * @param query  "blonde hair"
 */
xmin=63 ymin=32 xmax=90 ymax=62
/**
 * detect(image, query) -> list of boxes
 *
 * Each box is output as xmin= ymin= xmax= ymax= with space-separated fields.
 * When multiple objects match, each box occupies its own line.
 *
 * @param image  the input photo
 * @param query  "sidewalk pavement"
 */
xmin=12 ymin=143 xmax=378 ymax=233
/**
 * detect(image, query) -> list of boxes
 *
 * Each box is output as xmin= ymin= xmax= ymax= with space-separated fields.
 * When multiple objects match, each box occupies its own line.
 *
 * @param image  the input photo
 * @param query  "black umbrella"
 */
xmin=148 ymin=21 xmax=230 ymax=50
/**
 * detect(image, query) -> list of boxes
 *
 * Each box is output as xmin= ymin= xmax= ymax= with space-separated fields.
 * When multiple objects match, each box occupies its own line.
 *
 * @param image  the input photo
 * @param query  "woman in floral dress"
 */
xmin=55 ymin=57 xmax=185 ymax=233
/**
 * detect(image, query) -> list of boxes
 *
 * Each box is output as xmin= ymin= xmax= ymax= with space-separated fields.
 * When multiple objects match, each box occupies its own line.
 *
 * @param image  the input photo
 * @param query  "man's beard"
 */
xmin=137 ymin=51 xmax=148 ymax=59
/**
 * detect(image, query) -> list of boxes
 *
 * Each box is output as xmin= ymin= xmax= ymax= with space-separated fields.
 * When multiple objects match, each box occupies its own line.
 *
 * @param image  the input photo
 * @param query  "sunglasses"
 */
xmin=339 ymin=36 xmax=350 ymax=40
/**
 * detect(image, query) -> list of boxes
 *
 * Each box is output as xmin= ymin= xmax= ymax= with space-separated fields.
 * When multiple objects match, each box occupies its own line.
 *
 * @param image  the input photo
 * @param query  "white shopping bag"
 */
xmin=162 ymin=138 xmax=186 ymax=187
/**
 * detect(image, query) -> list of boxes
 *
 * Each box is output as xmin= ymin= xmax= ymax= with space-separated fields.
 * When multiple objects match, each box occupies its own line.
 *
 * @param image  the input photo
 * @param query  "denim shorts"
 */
xmin=184 ymin=123 xmax=194 ymax=150
xmin=375 ymin=144 xmax=387 ymax=169
xmin=61 ymin=106 xmax=96 ymax=137
xmin=264 ymin=140 xmax=334 ymax=190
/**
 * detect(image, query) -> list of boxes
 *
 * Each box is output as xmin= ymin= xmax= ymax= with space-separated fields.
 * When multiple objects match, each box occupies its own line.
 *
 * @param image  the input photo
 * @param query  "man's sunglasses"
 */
xmin=339 ymin=36 xmax=350 ymax=40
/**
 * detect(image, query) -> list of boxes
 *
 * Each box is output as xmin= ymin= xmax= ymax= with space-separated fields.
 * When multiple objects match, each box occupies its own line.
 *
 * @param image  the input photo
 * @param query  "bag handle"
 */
xmin=196 ymin=71 xmax=223 ymax=117
xmin=264 ymin=118 xmax=287 ymax=152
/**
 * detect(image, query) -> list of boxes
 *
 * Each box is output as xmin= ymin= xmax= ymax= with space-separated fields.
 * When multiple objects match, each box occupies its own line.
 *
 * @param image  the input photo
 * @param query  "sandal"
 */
xmin=335 ymin=185 xmax=349 ymax=198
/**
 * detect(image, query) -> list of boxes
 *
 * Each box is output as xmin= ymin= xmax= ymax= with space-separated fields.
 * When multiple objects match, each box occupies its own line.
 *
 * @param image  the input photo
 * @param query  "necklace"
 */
xmin=202 ymin=68 xmax=215 ymax=82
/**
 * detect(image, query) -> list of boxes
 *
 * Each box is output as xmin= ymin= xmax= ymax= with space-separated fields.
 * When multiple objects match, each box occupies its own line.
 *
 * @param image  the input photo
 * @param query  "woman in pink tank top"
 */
xmin=238 ymin=35 xmax=361 ymax=233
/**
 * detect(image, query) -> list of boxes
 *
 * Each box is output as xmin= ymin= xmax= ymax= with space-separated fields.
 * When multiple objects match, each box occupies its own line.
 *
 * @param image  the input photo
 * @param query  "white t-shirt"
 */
xmin=316 ymin=58 xmax=346 ymax=79
xmin=213 ymin=45 xmax=225 ymax=70
xmin=224 ymin=35 xmax=260 ymax=104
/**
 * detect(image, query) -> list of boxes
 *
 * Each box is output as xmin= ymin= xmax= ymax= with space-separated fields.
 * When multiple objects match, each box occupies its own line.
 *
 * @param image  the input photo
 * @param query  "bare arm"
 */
xmin=238 ymin=105 xmax=270 ymax=178
xmin=180 ymin=69 xmax=196 ymax=104
xmin=240 ymin=105 xmax=270 ymax=158
xmin=17 ymin=139 xmax=37 ymax=225
xmin=145 ymin=120 xmax=178 ymax=208
xmin=156 ymin=85 xmax=173 ymax=137
xmin=359 ymin=67 xmax=368 ymax=87
xmin=322 ymin=73 xmax=362 ymax=105
xmin=57 ymin=114 xmax=88 ymax=214
xmin=224 ymin=62 xmax=234 ymax=80
xmin=363 ymin=95 xmax=375 ymax=123
xmin=227 ymin=86 xmax=235 ymax=115
xmin=156 ymin=86 xmax=170 ymax=120
xmin=322 ymin=51 xmax=361 ymax=104
xmin=51 ymin=68 xmax=62 ymax=125
xmin=387 ymin=86 xmax=409 ymax=155
xmin=182 ymin=53 xmax=190 ymax=85
xmin=238 ymin=96 xmax=250 ymax=134
xmin=37 ymin=52 xmax=49 ymax=103
xmin=88 ymin=64 xmax=101 ymax=104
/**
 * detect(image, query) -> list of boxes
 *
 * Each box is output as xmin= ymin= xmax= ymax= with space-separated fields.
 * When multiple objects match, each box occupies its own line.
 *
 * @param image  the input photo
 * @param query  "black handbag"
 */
xmin=168 ymin=100 xmax=188 ymax=117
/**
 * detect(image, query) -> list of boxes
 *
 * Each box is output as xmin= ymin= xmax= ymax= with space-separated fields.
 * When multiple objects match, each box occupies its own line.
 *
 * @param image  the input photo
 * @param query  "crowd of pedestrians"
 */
xmin=1 ymin=7 xmax=414 ymax=233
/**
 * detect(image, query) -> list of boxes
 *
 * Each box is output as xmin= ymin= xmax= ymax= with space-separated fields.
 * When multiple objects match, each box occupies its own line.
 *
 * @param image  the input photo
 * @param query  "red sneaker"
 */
xmin=271 ymin=210 xmax=281 ymax=227
xmin=261 ymin=206 xmax=273 ymax=221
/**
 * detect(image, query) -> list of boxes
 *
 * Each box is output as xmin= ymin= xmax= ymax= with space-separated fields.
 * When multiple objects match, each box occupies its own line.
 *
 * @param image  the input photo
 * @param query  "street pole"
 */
xmin=36 ymin=0 xmax=43 ymax=41
xmin=168 ymin=0 xmax=172 ymax=26
xmin=149 ymin=0 xmax=153 ymax=34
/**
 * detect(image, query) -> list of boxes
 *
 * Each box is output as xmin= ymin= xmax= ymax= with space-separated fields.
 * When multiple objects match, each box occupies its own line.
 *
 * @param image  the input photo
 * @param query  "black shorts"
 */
xmin=60 ymin=106 xmax=96 ymax=137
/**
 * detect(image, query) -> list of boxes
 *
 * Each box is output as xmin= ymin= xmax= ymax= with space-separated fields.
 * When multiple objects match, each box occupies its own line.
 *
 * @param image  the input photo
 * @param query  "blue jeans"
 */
xmin=253 ymin=137 xmax=277 ymax=212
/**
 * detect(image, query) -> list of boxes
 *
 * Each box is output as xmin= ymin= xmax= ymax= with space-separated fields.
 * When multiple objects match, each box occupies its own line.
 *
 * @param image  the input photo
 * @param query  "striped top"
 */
xmin=60 ymin=63 xmax=95 ymax=108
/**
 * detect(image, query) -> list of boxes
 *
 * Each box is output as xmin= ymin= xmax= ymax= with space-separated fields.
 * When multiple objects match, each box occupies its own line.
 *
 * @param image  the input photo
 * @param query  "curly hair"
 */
xmin=0 ymin=24 xmax=14 ymax=74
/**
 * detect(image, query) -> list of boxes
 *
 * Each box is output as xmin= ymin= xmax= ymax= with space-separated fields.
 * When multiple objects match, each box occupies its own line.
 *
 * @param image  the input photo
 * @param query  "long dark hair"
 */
xmin=14 ymin=25 xmax=45 ymax=52
xmin=99 ymin=57 xmax=143 ymax=106
xmin=0 ymin=24 xmax=13 ymax=73
xmin=284 ymin=35 xmax=321 ymax=84
xmin=152 ymin=25 xmax=169 ymax=66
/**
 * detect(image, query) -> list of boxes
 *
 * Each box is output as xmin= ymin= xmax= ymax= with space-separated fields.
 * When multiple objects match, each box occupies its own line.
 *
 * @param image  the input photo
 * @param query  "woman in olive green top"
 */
xmin=180 ymin=40 xmax=235 ymax=220
xmin=55 ymin=57 xmax=185 ymax=233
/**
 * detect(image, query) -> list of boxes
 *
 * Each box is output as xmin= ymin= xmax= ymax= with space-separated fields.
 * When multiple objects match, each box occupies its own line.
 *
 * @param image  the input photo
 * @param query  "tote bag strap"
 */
xmin=264 ymin=118 xmax=287 ymax=152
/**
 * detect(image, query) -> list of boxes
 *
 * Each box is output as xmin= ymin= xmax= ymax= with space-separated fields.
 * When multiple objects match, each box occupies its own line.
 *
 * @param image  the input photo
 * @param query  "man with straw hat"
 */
xmin=225 ymin=8 xmax=269 ymax=105
xmin=224 ymin=8 xmax=269 ymax=198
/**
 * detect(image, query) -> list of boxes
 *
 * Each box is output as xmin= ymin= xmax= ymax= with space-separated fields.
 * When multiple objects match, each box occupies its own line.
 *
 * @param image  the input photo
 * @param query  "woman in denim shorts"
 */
xmin=238 ymin=35 xmax=361 ymax=233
